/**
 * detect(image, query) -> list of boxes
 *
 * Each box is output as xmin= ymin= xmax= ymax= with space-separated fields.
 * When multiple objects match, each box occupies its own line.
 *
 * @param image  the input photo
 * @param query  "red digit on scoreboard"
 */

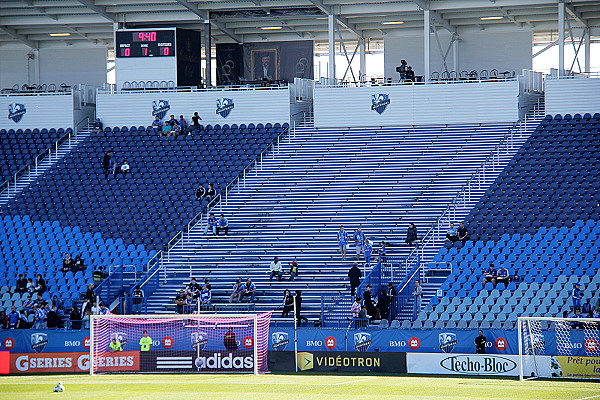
xmin=162 ymin=47 xmax=170 ymax=56
xmin=149 ymin=31 xmax=157 ymax=41
xmin=143 ymin=47 xmax=148 ymax=56
xmin=138 ymin=32 xmax=145 ymax=41
xmin=122 ymin=48 xmax=130 ymax=57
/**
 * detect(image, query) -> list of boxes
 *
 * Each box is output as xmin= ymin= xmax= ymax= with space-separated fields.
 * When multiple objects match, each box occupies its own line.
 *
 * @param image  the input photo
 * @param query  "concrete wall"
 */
xmin=96 ymin=88 xmax=291 ymax=127
xmin=314 ymin=81 xmax=519 ymax=128
xmin=384 ymin=29 xmax=532 ymax=80
xmin=545 ymin=78 xmax=600 ymax=116
xmin=0 ymin=47 xmax=106 ymax=89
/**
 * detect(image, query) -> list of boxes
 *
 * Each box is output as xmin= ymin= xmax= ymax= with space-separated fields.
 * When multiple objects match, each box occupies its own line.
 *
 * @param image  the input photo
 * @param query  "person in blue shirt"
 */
xmin=364 ymin=239 xmax=373 ymax=267
xmin=353 ymin=227 xmax=365 ymax=261
xmin=481 ymin=264 xmax=498 ymax=287
xmin=199 ymin=285 xmax=212 ymax=309
xmin=379 ymin=241 xmax=387 ymax=263
xmin=178 ymin=115 xmax=189 ymax=134
xmin=241 ymin=278 xmax=257 ymax=303
xmin=216 ymin=214 xmax=229 ymax=236
xmin=337 ymin=225 xmax=348 ymax=260
xmin=204 ymin=213 xmax=218 ymax=235
xmin=496 ymin=266 xmax=510 ymax=287
xmin=91 ymin=118 xmax=103 ymax=134
xmin=151 ymin=116 xmax=163 ymax=134
xmin=446 ymin=223 xmax=459 ymax=243
xmin=572 ymin=283 xmax=583 ymax=312
xmin=8 ymin=306 xmax=21 ymax=329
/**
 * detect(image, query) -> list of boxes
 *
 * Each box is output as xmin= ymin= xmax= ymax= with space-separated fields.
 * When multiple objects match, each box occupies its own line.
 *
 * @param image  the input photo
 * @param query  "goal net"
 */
xmin=90 ymin=313 xmax=272 ymax=375
xmin=518 ymin=316 xmax=600 ymax=380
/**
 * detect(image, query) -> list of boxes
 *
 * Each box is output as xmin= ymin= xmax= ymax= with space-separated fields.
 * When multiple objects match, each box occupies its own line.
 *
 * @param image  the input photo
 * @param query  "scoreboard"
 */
xmin=115 ymin=28 xmax=202 ymax=89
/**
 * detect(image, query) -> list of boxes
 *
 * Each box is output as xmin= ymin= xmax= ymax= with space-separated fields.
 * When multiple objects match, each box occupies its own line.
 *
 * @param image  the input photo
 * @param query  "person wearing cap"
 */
xmin=288 ymin=259 xmax=299 ymax=281
xmin=572 ymin=283 xmax=583 ymax=312
xmin=91 ymin=117 xmax=103 ymax=134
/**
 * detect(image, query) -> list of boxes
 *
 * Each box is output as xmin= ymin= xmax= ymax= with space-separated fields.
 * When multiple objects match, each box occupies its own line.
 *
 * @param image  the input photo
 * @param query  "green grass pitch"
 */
xmin=0 ymin=374 xmax=598 ymax=400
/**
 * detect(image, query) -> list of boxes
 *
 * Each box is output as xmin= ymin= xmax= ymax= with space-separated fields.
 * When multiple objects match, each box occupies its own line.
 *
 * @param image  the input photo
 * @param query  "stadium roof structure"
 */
xmin=1 ymin=0 xmax=599 ymax=50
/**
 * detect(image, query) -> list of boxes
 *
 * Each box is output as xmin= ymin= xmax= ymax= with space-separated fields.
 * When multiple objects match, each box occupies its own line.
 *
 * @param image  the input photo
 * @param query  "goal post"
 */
xmin=90 ymin=313 xmax=272 ymax=375
xmin=518 ymin=316 xmax=600 ymax=381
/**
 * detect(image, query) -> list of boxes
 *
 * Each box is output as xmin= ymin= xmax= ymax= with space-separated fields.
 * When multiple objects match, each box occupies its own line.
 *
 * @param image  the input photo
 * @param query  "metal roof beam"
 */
xmin=411 ymin=0 xmax=457 ymax=34
xmin=173 ymin=0 xmax=243 ymax=43
xmin=564 ymin=3 xmax=589 ymax=28
xmin=73 ymin=0 xmax=117 ymax=23
xmin=0 ymin=25 xmax=37 ymax=49
xmin=307 ymin=0 xmax=363 ymax=38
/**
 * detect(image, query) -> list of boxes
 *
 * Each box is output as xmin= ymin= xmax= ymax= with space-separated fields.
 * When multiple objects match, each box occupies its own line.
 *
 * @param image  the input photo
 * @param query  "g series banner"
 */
xmin=8 ymin=351 xmax=140 ymax=374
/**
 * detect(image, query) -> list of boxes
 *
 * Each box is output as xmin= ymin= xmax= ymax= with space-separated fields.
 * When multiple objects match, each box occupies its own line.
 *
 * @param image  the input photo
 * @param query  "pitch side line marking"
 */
xmin=333 ymin=377 xmax=380 ymax=385
xmin=574 ymin=395 xmax=600 ymax=400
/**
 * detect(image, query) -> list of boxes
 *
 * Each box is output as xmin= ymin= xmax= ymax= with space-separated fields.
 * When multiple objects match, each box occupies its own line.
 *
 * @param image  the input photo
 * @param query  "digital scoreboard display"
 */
xmin=115 ymin=30 xmax=175 ymax=58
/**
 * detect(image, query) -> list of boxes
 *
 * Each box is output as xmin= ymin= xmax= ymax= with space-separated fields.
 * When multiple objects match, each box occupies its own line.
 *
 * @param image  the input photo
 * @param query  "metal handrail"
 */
xmin=0 ymin=120 xmax=89 ymax=196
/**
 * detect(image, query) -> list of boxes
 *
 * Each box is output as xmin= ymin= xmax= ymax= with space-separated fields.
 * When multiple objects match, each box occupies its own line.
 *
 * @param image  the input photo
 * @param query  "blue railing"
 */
xmin=395 ymin=257 xmax=423 ymax=321
xmin=95 ymin=266 xmax=125 ymax=308
xmin=127 ymin=252 xmax=164 ymax=314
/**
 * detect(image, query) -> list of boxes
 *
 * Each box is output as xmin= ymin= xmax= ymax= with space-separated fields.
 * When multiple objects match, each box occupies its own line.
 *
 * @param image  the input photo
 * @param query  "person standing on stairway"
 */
xmin=353 ymin=227 xmax=365 ymax=261
xmin=337 ymin=225 xmax=349 ymax=260
xmin=364 ymin=239 xmax=373 ymax=267
xmin=348 ymin=263 xmax=362 ymax=297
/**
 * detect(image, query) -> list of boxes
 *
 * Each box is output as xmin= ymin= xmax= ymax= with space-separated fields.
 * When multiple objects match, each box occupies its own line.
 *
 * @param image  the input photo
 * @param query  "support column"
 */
xmin=424 ymin=10 xmax=431 ymax=82
xmin=584 ymin=28 xmax=591 ymax=73
xmin=205 ymin=19 xmax=212 ymax=88
xmin=359 ymin=36 xmax=366 ymax=83
xmin=452 ymin=39 xmax=458 ymax=73
xmin=328 ymin=14 xmax=336 ymax=85
xmin=558 ymin=1 xmax=565 ymax=77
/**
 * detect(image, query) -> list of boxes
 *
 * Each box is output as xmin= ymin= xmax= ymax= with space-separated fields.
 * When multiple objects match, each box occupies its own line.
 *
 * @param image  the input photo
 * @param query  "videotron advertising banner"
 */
xmin=268 ymin=351 xmax=406 ymax=373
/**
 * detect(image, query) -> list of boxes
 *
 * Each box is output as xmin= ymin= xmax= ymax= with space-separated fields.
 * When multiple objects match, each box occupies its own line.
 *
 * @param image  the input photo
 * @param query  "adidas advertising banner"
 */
xmin=268 ymin=351 xmax=407 ymax=373
xmin=138 ymin=350 xmax=254 ymax=373
xmin=407 ymin=353 xmax=521 ymax=376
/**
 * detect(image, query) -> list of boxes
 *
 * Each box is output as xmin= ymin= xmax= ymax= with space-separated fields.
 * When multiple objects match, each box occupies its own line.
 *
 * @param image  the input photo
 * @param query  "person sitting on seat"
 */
xmin=496 ymin=266 xmax=510 ymax=287
xmin=91 ymin=118 xmax=103 ymax=134
xmin=481 ymin=264 xmax=497 ymax=287
xmin=120 ymin=160 xmax=130 ymax=177
xmin=216 ymin=214 xmax=229 ymax=236
xmin=446 ymin=223 xmax=459 ymax=243
xmin=151 ymin=116 xmax=163 ymax=134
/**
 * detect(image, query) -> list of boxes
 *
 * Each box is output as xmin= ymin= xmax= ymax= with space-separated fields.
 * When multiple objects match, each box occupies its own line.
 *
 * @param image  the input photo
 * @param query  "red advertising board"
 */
xmin=10 ymin=351 xmax=140 ymax=374
xmin=0 ymin=351 xmax=9 ymax=374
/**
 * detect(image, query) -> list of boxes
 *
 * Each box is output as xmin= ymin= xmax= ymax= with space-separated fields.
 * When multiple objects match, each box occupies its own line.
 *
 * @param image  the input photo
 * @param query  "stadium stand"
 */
xmin=0 ymin=128 xmax=65 ymax=184
xmin=422 ymin=113 xmax=600 ymax=328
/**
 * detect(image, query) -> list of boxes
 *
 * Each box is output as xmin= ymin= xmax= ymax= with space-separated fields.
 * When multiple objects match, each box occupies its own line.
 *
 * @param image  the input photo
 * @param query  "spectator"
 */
xmin=15 ymin=274 xmax=28 ymax=294
xmin=8 ymin=306 xmax=21 ymax=329
xmin=475 ymin=330 xmax=487 ymax=354
xmin=102 ymin=150 xmax=115 ymax=178
xmin=337 ymin=225 xmax=348 ymax=260
xmin=91 ymin=301 xmax=101 ymax=315
xmin=174 ymin=289 xmax=186 ymax=314
xmin=0 ymin=310 xmax=8 ymax=329
xmin=496 ymin=266 xmax=510 ymax=287
xmin=93 ymin=267 xmax=105 ymax=285
xmin=446 ymin=223 xmax=459 ymax=243
xmin=351 ymin=297 xmax=362 ymax=327
xmin=364 ymin=239 xmax=373 ymax=267
xmin=582 ymin=298 xmax=593 ymax=318
xmin=191 ymin=112 xmax=202 ymax=134
xmin=51 ymin=295 xmax=63 ymax=313
xmin=120 ymin=160 xmax=130 ymax=177
xmin=32 ymin=304 xmax=46 ymax=329
xmin=572 ymin=283 xmax=583 ymax=312
xmin=69 ymin=306 xmax=81 ymax=330
xmin=269 ymin=257 xmax=283 ymax=282
xmin=185 ymin=293 xmax=195 ymax=313
xmin=73 ymin=255 xmax=84 ymax=272
xmin=195 ymin=183 xmax=206 ymax=203
xmin=171 ymin=122 xmax=182 ymax=136
xmin=204 ymin=183 xmax=216 ymax=203
xmin=34 ymin=274 xmax=46 ymax=295
xmin=379 ymin=241 xmax=387 ymax=263
xmin=216 ymin=214 xmax=229 ymax=236
xmin=348 ymin=263 xmax=362 ymax=297
xmin=353 ymin=227 xmax=365 ymax=260
xmin=229 ymin=279 xmax=243 ymax=303
xmin=90 ymin=117 xmax=103 ymax=134
xmin=412 ymin=280 xmax=423 ymax=314
xmin=85 ymin=283 xmax=96 ymax=301
xmin=378 ymin=288 xmax=390 ymax=320
xmin=204 ymin=213 xmax=218 ymax=236
xmin=241 ymin=278 xmax=257 ymax=303
xmin=26 ymin=278 xmax=35 ymax=294
xmin=22 ymin=295 xmax=34 ymax=316
xmin=386 ymin=282 xmax=398 ymax=320
xmin=98 ymin=303 xmax=108 ymax=315
xmin=288 ymin=259 xmax=299 ymax=281
xmin=571 ymin=310 xmax=584 ymax=329
xmin=199 ymin=285 xmax=211 ymax=308
xmin=294 ymin=290 xmax=309 ymax=326
xmin=186 ymin=278 xmax=201 ymax=299
xmin=178 ymin=115 xmax=189 ymax=134
xmin=223 ymin=327 xmax=238 ymax=351
xmin=161 ymin=121 xmax=172 ymax=137
xmin=363 ymin=285 xmax=378 ymax=322
xmin=132 ymin=286 xmax=144 ymax=314
xmin=61 ymin=253 xmax=73 ymax=273
xmin=46 ymin=305 xmax=62 ymax=328
xmin=282 ymin=289 xmax=294 ymax=318
xmin=34 ymin=293 xmax=46 ymax=308
xmin=406 ymin=223 xmax=418 ymax=246
xmin=81 ymin=297 xmax=93 ymax=328
xmin=481 ymin=264 xmax=498 ymax=287
xmin=458 ymin=222 xmax=470 ymax=243
xmin=167 ymin=115 xmax=177 ymax=126
xmin=151 ymin=116 xmax=163 ymax=134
